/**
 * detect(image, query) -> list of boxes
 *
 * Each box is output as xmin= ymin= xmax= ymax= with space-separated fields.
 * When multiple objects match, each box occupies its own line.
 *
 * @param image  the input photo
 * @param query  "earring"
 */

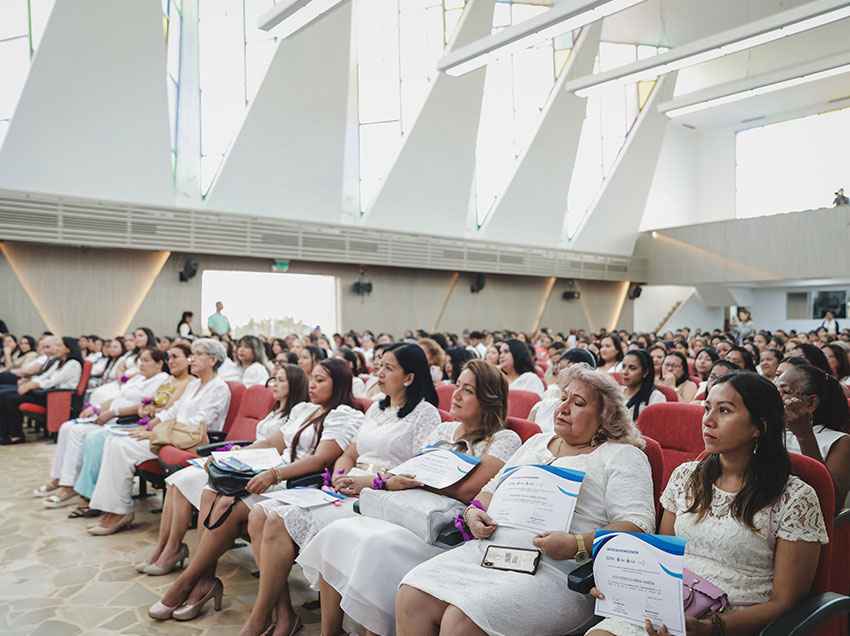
xmin=753 ymin=438 xmax=759 ymax=455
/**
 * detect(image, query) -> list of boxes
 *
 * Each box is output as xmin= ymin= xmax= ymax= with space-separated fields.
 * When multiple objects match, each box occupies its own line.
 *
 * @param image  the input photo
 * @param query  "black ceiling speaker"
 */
xmin=470 ymin=273 xmax=486 ymax=294
xmin=562 ymin=290 xmax=581 ymax=301
xmin=627 ymin=284 xmax=643 ymax=300
xmin=352 ymin=280 xmax=373 ymax=296
xmin=178 ymin=257 xmax=199 ymax=282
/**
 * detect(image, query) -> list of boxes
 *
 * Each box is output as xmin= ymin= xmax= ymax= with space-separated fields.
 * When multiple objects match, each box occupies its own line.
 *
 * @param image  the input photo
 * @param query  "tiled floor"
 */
xmin=0 ymin=436 xmax=323 ymax=636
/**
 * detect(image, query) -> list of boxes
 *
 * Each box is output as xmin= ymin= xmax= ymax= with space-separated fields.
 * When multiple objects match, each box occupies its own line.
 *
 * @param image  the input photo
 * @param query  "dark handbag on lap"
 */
xmin=202 ymin=457 xmax=259 ymax=530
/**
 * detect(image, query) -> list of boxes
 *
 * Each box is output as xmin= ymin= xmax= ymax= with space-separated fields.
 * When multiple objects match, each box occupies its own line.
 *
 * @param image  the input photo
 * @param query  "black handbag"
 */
xmin=202 ymin=459 xmax=259 ymax=530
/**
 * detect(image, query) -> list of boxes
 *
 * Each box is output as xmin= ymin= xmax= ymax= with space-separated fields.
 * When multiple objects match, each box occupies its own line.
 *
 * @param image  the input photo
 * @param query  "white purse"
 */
xmin=358 ymin=488 xmax=465 ymax=545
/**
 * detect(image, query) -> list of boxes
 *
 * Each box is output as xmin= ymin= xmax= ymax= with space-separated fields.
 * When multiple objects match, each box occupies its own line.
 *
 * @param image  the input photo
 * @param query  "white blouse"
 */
xmin=425 ymin=421 xmax=521 ymax=462
xmin=785 ymin=426 xmax=848 ymax=461
xmin=33 ymin=359 xmax=82 ymax=390
xmin=509 ymin=371 xmax=545 ymax=397
xmin=110 ymin=372 xmax=170 ymax=414
xmin=255 ymin=410 xmax=288 ymax=442
xmin=217 ymin=358 xmax=243 ymax=383
xmin=529 ymin=397 xmax=560 ymax=433
xmin=157 ymin=376 xmax=231 ymax=432
xmin=241 ymin=361 xmax=270 ymax=388
xmin=352 ymin=375 xmax=367 ymax=398
xmin=281 ymin=402 xmax=364 ymax=460
xmin=355 ymin=399 xmax=441 ymax=469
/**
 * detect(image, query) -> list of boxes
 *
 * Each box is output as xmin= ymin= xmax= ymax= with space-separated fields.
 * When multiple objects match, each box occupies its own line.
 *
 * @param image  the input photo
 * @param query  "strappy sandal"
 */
xmin=33 ymin=483 xmax=59 ymax=497
xmin=68 ymin=506 xmax=101 ymax=519
xmin=44 ymin=492 xmax=79 ymax=509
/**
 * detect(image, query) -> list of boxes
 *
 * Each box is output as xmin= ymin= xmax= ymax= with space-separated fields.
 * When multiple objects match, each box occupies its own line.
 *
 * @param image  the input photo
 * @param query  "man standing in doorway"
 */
xmin=207 ymin=301 xmax=231 ymax=337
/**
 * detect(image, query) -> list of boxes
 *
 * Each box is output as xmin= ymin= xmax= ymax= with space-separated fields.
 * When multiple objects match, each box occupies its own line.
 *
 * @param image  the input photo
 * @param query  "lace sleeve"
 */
xmin=660 ymin=461 xmax=698 ymax=514
xmin=776 ymin=477 xmax=829 ymax=545
xmin=408 ymin=402 xmax=441 ymax=455
xmin=485 ymin=430 xmax=522 ymax=462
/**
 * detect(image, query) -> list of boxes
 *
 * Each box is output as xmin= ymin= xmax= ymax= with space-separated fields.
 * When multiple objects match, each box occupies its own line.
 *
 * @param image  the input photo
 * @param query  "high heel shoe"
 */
xmin=87 ymin=513 xmax=134 ymax=536
xmin=143 ymin=543 xmax=189 ymax=576
xmin=172 ymin=578 xmax=223 ymax=621
xmin=148 ymin=601 xmax=181 ymax=621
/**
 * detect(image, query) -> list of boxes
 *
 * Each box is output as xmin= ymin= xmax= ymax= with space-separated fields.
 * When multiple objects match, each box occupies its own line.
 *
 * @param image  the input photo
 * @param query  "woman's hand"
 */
xmin=645 ymin=617 xmax=711 ymax=636
xmin=246 ymin=469 xmax=278 ymax=494
xmin=335 ymin=474 xmax=374 ymax=496
xmin=784 ymin=396 xmax=815 ymax=437
xmin=660 ymin=372 xmax=676 ymax=387
xmin=128 ymin=428 xmax=153 ymax=441
xmin=17 ymin=381 xmax=36 ymax=395
xmin=95 ymin=409 xmax=113 ymax=425
xmin=80 ymin=405 xmax=96 ymax=419
xmin=386 ymin=474 xmax=423 ymax=491
xmin=465 ymin=507 xmax=497 ymax=540
xmin=532 ymin=531 xmax=576 ymax=561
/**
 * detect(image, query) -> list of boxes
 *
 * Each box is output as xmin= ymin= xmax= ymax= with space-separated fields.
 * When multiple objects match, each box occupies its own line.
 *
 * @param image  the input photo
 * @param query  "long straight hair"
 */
xmin=504 ymin=338 xmax=536 ymax=375
xmin=379 ymin=343 xmax=439 ymax=418
xmin=289 ymin=358 xmax=354 ymax=462
xmin=59 ymin=337 xmax=84 ymax=369
xmin=685 ymin=372 xmax=789 ymax=529
xmin=271 ymin=364 xmax=309 ymax=418
xmin=623 ymin=350 xmax=657 ymax=421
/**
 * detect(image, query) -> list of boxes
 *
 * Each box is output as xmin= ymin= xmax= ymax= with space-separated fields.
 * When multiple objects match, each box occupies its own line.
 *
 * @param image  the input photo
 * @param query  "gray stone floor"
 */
xmin=0 ymin=436 xmax=323 ymax=635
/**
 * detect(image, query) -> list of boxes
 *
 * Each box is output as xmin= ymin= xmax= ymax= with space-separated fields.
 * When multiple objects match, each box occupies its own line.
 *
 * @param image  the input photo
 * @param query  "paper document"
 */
xmin=262 ymin=487 xmax=347 ymax=508
xmin=76 ymin=415 xmax=98 ymax=424
xmin=592 ymin=531 xmax=687 ymax=636
xmin=106 ymin=424 xmax=136 ymax=436
xmin=486 ymin=464 xmax=585 ymax=534
xmin=390 ymin=446 xmax=480 ymax=489
xmin=188 ymin=448 xmax=283 ymax=471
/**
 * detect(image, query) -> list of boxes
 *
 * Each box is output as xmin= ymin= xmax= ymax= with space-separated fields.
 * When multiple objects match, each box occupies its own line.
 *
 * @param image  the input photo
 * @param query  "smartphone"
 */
xmin=481 ymin=545 xmax=541 ymax=575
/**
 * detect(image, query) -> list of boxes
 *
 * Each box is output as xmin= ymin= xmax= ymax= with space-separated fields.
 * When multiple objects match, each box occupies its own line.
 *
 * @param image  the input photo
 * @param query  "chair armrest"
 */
xmin=434 ymin=525 xmax=464 ymax=549
xmin=196 ymin=440 xmax=252 ymax=456
xmin=759 ymin=593 xmax=850 ymax=636
xmin=567 ymin=560 xmax=595 ymax=595
xmin=835 ymin=508 xmax=850 ymax=527
xmin=286 ymin=473 xmax=324 ymax=489
xmin=207 ymin=431 xmax=227 ymax=443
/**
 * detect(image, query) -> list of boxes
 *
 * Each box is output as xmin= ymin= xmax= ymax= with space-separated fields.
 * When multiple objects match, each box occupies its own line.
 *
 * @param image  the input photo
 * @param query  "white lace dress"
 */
xmin=296 ymin=422 xmax=522 ymax=636
xmin=400 ymin=435 xmax=656 ymax=636
xmin=259 ymin=399 xmax=441 ymax=547
xmin=592 ymin=461 xmax=829 ymax=635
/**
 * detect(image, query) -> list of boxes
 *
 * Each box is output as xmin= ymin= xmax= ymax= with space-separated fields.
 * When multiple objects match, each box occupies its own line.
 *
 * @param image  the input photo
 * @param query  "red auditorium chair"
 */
xmin=610 ymin=372 xmax=625 ymax=385
xmin=654 ymin=384 xmax=679 ymax=403
xmin=635 ymin=402 xmax=705 ymax=491
xmin=506 ymin=389 xmax=540 ymax=420
xmin=21 ymin=360 xmax=93 ymax=439
xmin=352 ymin=397 xmax=372 ymax=413
xmin=505 ymin=416 xmax=541 ymax=443
xmin=438 ymin=409 xmax=454 ymax=422
xmin=641 ymin=435 xmax=665 ymax=523
xmin=436 ymin=384 xmax=455 ymax=412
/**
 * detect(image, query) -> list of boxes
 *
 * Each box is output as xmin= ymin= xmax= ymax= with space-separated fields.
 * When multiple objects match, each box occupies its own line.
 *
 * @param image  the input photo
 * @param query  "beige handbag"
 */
xmin=149 ymin=420 xmax=207 ymax=453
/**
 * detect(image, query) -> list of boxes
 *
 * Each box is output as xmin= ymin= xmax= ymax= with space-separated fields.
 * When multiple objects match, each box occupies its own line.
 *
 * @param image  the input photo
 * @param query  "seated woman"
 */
xmin=822 ymin=342 xmax=850 ymax=388
xmin=777 ymin=363 xmax=850 ymax=506
xmin=648 ymin=344 xmax=667 ymax=382
xmin=86 ymin=338 xmax=124 ymax=391
xmin=231 ymin=344 xmax=439 ymax=634
xmin=443 ymin=346 xmax=475 ymax=385
xmin=658 ymin=351 xmax=698 ymax=403
xmin=725 ymin=345 xmax=758 ymax=373
xmin=0 ymin=336 xmax=83 ymax=445
xmin=137 ymin=363 xmax=310 ymax=575
xmin=792 ymin=343 xmax=832 ymax=376
xmin=35 ymin=348 xmax=169 ymax=507
xmin=115 ymin=327 xmax=157 ymax=380
xmin=0 ymin=334 xmax=37 ymax=373
xmin=597 ymin=334 xmax=625 ymax=374
xmin=335 ymin=346 xmax=367 ymax=397
xmin=758 ymin=347 xmax=783 ymax=382
xmin=299 ymin=345 xmax=324 ymax=378
xmin=294 ymin=359 xmax=522 ymax=636
xmin=86 ymin=338 xmax=231 ymax=535
xmin=532 ymin=349 xmax=598 ymax=430
xmin=418 ymin=337 xmax=447 ymax=385
xmin=692 ymin=347 xmax=719 ymax=384
xmin=484 ymin=344 xmax=500 ymax=366
xmin=499 ymin=338 xmax=544 ymax=397
xmin=70 ymin=343 xmax=194 ymax=518
xmin=234 ymin=336 xmax=272 ymax=387
xmin=148 ymin=358 xmax=363 ymax=620
xmin=396 ymin=365 xmax=655 ymax=636
xmin=621 ymin=350 xmax=666 ymax=422
xmin=589 ymin=372 xmax=828 ymax=636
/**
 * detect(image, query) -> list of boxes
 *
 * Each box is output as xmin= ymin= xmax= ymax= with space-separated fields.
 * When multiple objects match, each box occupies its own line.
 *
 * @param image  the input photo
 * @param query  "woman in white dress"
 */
xmin=37 ymin=348 xmax=169 ymax=508
xmin=114 ymin=327 xmax=156 ymax=380
xmin=777 ymin=363 xmax=850 ymax=506
xmin=136 ymin=363 xmax=310 ymax=576
xmin=598 ymin=334 xmax=625 ymax=374
xmin=149 ymin=358 xmax=363 ymax=622
xmin=499 ymin=338 xmax=544 ymax=397
xmin=235 ymin=335 xmax=272 ymax=387
xmin=336 ymin=346 xmax=367 ymax=398
xmin=241 ymin=343 xmax=441 ymax=636
xmin=85 ymin=338 xmax=124 ymax=391
xmin=396 ymin=365 xmax=655 ymax=636
xmin=86 ymin=338 xmax=231 ymax=535
xmin=589 ymin=372 xmax=829 ymax=636
xmin=294 ymin=360 xmax=522 ymax=636
xmin=621 ymin=351 xmax=666 ymax=423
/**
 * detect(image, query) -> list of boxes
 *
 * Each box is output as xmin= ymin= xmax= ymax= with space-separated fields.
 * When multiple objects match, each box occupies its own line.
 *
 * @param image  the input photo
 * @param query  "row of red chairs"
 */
xmin=436 ymin=384 xmax=542 ymax=420
xmin=21 ymin=360 xmax=94 ymax=436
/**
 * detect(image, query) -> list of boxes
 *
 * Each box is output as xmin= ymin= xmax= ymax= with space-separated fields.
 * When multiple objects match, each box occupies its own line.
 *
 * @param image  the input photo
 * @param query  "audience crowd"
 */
xmin=2 ymin=315 xmax=850 ymax=636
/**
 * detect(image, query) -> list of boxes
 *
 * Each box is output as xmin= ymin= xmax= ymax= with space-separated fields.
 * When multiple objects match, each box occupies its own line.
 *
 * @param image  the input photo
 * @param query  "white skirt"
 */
xmin=257 ymin=497 xmax=359 ymax=547
xmin=400 ymin=538 xmax=595 ymax=636
xmin=165 ymin=465 xmax=208 ymax=509
xmin=296 ymin=516 xmax=445 ymax=636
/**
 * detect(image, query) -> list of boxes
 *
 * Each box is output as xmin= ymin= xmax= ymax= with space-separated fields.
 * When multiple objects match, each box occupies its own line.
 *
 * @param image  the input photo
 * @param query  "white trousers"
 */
xmin=51 ymin=420 xmax=100 ymax=486
xmin=89 ymin=434 xmax=156 ymax=515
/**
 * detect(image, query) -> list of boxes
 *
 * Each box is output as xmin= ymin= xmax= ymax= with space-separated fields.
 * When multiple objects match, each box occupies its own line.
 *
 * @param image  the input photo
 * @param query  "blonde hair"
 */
xmin=561 ymin=365 xmax=644 ymax=449
xmin=417 ymin=337 xmax=446 ymax=368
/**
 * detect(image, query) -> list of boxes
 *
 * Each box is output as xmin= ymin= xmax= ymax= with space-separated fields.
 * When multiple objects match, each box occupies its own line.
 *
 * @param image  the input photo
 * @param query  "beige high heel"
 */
xmin=87 ymin=513 xmax=134 ymax=536
xmin=172 ymin=578 xmax=223 ymax=621
xmin=143 ymin=543 xmax=189 ymax=576
xmin=148 ymin=600 xmax=181 ymax=621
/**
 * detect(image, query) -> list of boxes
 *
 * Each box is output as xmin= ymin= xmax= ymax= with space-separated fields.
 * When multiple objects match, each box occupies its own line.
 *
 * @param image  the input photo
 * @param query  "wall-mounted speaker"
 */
xmin=562 ymin=290 xmax=581 ymax=301
xmin=352 ymin=280 xmax=373 ymax=296
xmin=470 ymin=273 xmax=486 ymax=294
xmin=179 ymin=257 xmax=199 ymax=282
xmin=627 ymin=284 xmax=643 ymax=300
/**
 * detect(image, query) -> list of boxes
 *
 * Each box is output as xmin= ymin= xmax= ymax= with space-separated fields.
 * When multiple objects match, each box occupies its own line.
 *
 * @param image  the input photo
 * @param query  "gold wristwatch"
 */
xmin=573 ymin=533 xmax=589 ymax=562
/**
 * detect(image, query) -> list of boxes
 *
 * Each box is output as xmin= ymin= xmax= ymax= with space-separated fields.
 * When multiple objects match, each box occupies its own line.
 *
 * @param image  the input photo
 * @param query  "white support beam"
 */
xmin=206 ymin=2 xmax=352 ymax=222
xmin=361 ymin=0 xmax=496 ymax=236
xmin=480 ymin=22 xmax=602 ymax=245
xmin=569 ymin=72 xmax=678 ymax=256
xmin=0 ymin=0 xmax=174 ymax=206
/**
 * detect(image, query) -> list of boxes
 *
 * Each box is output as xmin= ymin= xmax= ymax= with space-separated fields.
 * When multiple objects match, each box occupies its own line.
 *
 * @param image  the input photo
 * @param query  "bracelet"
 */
xmin=462 ymin=499 xmax=486 ymax=526
xmin=371 ymin=473 xmax=388 ymax=490
xmin=272 ymin=467 xmax=283 ymax=484
xmin=710 ymin=613 xmax=726 ymax=636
